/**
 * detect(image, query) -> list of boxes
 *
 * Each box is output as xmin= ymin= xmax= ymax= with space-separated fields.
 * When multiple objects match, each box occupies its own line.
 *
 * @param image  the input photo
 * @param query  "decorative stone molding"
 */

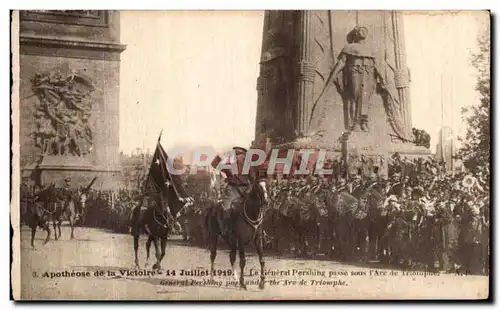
xmin=297 ymin=61 xmax=316 ymax=82
xmin=394 ymin=68 xmax=410 ymax=89
xmin=20 ymin=10 xmax=108 ymax=27
xmin=20 ymin=36 xmax=127 ymax=61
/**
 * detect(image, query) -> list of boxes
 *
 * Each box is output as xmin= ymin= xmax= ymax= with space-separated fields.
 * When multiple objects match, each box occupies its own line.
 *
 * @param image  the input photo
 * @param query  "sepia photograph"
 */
xmin=11 ymin=9 xmax=490 ymax=300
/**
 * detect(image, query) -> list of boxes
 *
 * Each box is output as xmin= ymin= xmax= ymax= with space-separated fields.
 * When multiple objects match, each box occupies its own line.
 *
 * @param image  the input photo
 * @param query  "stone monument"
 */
xmin=18 ymin=10 xmax=126 ymax=189
xmin=254 ymin=11 xmax=430 ymax=176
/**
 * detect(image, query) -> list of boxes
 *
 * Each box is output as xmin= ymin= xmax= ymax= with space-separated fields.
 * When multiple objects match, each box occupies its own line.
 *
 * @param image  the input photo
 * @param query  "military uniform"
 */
xmin=350 ymin=179 xmax=364 ymax=198
xmin=434 ymin=200 xmax=455 ymax=271
xmin=460 ymin=202 xmax=485 ymax=274
xmin=212 ymin=147 xmax=257 ymax=234
xmin=387 ymin=180 xmax=404 ymax=197
xmin=365 ymin=174 xmax=381 ymax=193
xmin=62 ymin=178 xmax=73 ymax=209
xmin=417 ymin=195 xmax=438 ymax=270
xmin=386 ymin=203 xmax=410 ymax=265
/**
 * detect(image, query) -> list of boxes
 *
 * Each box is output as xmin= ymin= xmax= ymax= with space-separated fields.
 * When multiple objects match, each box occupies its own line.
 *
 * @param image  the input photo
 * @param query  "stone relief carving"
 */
xmin=320 ymin=26 xmax=412 ymax=141
xmin=31 ymin=68 xmax=95 ymax=157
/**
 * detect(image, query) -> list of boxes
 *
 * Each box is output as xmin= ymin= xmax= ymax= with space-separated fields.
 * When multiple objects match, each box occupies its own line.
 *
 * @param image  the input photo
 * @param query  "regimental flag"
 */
xmin=144 ymin=135 xmax=189 ymax=216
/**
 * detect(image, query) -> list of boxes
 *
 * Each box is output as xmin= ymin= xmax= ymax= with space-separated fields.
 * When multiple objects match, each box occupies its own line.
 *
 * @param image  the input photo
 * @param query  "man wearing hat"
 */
xmin=216 ymin=146 xmax=258 ymax=234
xmin=62 ymin=177 xmax=74 ymax=209
xmin=350 ymin=174 xmax=364 ymax=198
xmin=387 ymin=172 xmax=403 ymax=197
xmin=365 ymin=172 xmax=381 ymax=193
xmin=336 ymin=178 xmax=348 ymax=194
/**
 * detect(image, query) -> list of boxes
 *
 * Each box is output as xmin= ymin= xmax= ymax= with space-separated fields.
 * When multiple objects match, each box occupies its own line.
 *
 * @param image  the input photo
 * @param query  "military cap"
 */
xmin=232 ymin=146 xmax=248 ymax=155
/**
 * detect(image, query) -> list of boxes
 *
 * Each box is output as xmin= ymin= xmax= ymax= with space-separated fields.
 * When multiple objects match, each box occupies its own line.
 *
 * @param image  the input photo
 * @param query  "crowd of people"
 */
xmin=19 ymin=154 xmax=489 ymax=275
xmin=179 ymin=155 xmax=489 ymax=275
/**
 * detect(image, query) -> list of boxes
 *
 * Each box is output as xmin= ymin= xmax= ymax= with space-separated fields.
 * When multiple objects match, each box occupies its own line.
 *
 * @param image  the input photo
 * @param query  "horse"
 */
xmin=205 ymin=178 xmax=269 ymax=290
xmin=20 ymin=197 xmax=30 ymax=227
xmin=276 ymin=193 xmax=321 ymax=258
xmin=48 ymin=187 xmax=84 ymax=241
xmin=25 ymin=184 xmax=58 ymax=248
xmin=362 ymin=188 xmax=390 ymax=262
xmin=177 ymin=196 xmax=210 ymax=245
xmin=130 ymin=185 xmax=191 ymax=270
xmin=315 ymin=186 xmax=338 ymax=257
xmin=325 ymin=189 xmax=361 ymax=261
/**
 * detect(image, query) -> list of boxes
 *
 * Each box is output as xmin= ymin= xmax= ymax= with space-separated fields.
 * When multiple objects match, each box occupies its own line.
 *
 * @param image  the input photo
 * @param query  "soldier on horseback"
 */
xmin=61 ymin=177 xmax=73 ymax=212
xmin=216 ymin=146 xmax=258 ymax=235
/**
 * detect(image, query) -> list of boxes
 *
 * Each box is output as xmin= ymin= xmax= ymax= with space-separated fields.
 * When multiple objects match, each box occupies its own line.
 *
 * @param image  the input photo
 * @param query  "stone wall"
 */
xmin=18 ymin=10 xmax=126 ymax=190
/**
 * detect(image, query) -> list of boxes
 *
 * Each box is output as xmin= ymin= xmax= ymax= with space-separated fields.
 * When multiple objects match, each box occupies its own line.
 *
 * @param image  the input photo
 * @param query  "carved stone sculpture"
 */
xmin=329 ymin=26 xmax=411 ymax=141
xmin=31 ymin=68 xmax=95 ymax=156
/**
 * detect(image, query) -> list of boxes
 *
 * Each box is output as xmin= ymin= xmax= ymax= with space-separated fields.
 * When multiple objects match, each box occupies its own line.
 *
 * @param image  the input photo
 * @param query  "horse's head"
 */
xmin=252 ymin=179 xmax=269 ymax=206
xmin=79 ymin=191 xmax=87 ymax=210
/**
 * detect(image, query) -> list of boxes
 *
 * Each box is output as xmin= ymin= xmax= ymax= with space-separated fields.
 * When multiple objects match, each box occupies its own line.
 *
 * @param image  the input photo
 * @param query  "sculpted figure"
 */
xmin=330 ymin=26 xmax=386 ymax=132
xmin=31 ymin=70 xmax=95 ymax=156
xmin=324 ymin=26 xmax=411 ymax=142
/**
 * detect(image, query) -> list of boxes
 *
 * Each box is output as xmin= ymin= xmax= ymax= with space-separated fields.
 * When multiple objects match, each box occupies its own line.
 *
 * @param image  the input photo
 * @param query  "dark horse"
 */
xmin=130 ymin=187 xmax=191 ymax=270
xmin=25 ymin=184 xmax=84 ymax=247
xmin=25 ymin=184 xmax=57 ymax=248
xmin=205 ymin=178 xmax=269 ymax=290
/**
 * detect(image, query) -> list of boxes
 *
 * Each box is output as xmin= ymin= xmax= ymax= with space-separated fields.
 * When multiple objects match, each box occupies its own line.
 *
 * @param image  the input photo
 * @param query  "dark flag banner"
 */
xmin=145 ymin=138 xmax=190 ymax=216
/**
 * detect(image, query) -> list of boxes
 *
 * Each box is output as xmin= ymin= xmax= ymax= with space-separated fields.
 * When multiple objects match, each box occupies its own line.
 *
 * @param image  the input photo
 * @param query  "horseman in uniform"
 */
xmin=62 ymin=177 xmax=73 ymax=211
xmin=212 ymin=147 xmax=258 ymax=235
xmin=20 ymin=178 xmax=34 ymax=200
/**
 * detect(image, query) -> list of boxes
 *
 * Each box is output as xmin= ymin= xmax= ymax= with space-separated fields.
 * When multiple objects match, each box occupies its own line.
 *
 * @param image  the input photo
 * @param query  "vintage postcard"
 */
xmin=11 ymin=10 xmax=490 ymax=300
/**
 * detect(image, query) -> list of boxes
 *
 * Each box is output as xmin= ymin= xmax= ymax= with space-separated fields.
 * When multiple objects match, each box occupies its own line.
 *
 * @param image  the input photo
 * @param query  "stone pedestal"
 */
xmin=18 ymin=10 xmax=126 ymax=190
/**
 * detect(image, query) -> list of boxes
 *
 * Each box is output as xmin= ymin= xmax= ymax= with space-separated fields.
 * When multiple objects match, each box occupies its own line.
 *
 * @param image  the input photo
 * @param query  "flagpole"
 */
xmin=141 ymin=130 xmax=163 ymax=195
xmin=158 ymin=129 xmax=163 ymax=143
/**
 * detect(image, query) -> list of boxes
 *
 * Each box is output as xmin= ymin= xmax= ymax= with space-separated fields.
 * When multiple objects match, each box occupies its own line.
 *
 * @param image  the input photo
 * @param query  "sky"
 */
xmin=118 ymin=11 xmax=489 ymax=156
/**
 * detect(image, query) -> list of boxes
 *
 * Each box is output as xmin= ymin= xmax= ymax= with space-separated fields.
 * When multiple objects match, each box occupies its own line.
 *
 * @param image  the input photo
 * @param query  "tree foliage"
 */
xmin=458 ymin=32 xmax=490 ymax=175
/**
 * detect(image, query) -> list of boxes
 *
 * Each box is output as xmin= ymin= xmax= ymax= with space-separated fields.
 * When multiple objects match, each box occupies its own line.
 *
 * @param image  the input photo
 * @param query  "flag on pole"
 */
xmin=143 ymin=132 xmax=190 ymax=216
